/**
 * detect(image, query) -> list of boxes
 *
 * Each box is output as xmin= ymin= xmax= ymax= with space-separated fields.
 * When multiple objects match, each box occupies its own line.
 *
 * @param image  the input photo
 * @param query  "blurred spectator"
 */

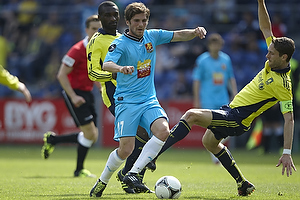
xmin=17 ymin=26 xmax=44 ymax=83
xmin=38 ymin=11 xmax=63 ymax=46
xmin=192 ymin=33 xmax=237 ymax=163
xmin=212 ymin=0 xmax=236 ymax=24
xmin=271 ymin=12 xmax=287 ymax=37
xmin=0 ymin=30 xmax=10 ymax=67
xmin=16 ymin=0 xmax=39 ymax=53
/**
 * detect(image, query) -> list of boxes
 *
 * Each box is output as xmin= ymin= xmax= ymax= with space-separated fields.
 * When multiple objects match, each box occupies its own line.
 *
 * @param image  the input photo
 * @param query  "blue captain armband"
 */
xmin=280 ymin=100 xmax=293 ymax=113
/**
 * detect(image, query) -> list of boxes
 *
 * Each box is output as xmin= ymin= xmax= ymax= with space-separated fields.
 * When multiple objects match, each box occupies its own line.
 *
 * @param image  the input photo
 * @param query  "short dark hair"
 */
xmin=272 ymin=37 xmax=295 ymax=62
xmin=98 ymin=1 xmax=117 ymax=16
xmin=207 ymin=33 xmax=224 ymax=45
xmin=124 ymin=2 xmax=150 ymax=22
xmin=85 ymin=15 xmax=99 ymax=28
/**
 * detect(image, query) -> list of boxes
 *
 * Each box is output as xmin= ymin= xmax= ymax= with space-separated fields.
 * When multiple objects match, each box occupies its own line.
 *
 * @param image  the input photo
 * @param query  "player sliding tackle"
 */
xmin=151 ymin=0 xmax=296 ymax=196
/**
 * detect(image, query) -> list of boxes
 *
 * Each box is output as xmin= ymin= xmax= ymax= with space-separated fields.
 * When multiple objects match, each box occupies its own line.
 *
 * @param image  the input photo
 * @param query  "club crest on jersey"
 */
xmin=108 ymin=44 xmax=116 ymax=52
xmin=145 ymin=42 xmax=153 ymax=53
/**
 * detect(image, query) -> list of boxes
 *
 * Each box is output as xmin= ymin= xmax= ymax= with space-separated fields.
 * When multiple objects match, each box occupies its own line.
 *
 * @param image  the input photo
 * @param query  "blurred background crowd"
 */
xmin=0 ymin=0 xmax=300 ymax=151
xmin=0 ymin=0 xmax=299 ymax=102
xmin=0 ymin=0 xmax=299 ymax=97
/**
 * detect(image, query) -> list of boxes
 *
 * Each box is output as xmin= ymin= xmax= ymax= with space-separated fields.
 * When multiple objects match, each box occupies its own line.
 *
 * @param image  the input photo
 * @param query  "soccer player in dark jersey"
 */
xmin=41 ymin=15 xmax=102 ymax=178
xmin=152 ymin=0 xmax=297 ymax=196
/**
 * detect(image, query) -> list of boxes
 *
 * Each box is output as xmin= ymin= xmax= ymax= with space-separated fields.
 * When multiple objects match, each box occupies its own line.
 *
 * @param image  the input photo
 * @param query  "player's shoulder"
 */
xmin=71 ymin=40 xmax=84 ymax=51
xmin=67 ymin=39 xmax=84 ymax=56
xmin=198 ymin=52 xmax=210 ymax=60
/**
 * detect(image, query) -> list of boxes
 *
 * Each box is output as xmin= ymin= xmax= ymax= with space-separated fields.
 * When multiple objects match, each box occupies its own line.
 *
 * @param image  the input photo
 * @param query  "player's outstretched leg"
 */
xmin=214 ymin=146 xmax=255 ymax=196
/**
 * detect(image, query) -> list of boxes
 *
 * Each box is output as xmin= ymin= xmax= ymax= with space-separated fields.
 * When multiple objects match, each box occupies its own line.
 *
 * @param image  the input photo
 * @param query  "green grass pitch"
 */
xmin=0 ymin=144 xmax=299 ymax=199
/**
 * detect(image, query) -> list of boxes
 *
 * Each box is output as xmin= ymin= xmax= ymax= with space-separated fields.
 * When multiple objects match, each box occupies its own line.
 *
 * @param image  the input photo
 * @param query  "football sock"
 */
xmin=49 ymin=132 xmax=79 ymax=145
xmin=100 ymin=149 xmax=125 ymax=184
xmin=76 ymin=132 xmax=93 ymax=171
xmin=214 ymin=146 xmax=245 ymax=183
xmin=76 ymin=144 xmax=89 ymax=171
xmin=156 ymin=119 xmax=191 ymax=157
xmin=122 ymin=135 xmax=146 ymax=175
xmin=130 ymin=136 xmax=164 ymax=174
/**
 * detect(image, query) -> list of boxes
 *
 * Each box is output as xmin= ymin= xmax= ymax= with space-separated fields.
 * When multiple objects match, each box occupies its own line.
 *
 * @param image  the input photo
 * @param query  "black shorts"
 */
xmin=62 ymin=90 xmax=97 ymax=127
xmin=207 ymin=105 xmax=250 ymax=140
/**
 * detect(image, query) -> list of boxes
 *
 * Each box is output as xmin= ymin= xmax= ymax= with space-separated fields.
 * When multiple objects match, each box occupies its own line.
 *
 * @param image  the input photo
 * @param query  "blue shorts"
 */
xmin=114 ymin=98 xmax=168 ymax=141
xmin=208 ymin=105 xmax=250 ymax=140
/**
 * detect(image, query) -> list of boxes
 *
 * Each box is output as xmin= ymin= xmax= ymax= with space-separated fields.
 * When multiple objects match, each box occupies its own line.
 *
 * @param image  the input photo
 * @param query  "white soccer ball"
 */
xmin=155 ymin=176 xmax=182 ymax=199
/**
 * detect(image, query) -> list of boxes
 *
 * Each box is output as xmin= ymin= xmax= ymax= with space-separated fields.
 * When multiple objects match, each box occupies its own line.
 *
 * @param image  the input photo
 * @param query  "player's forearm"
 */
xmin=172 ymin=27 xmax=206 ymax=42
xmin=103 ymin=61 xmax=122 ymax=73
xmin=283 ymin=113 xmax=294 ymax=150
xmin=258 ymin=0 xmax=272 ymax=37
xmin=57 ymin=74 xmax=77 ymax=99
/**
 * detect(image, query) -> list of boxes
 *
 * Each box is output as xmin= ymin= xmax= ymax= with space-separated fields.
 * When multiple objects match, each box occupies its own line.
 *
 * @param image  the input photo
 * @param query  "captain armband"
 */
xmin=280 ymin=100 xmax=293 ymax=113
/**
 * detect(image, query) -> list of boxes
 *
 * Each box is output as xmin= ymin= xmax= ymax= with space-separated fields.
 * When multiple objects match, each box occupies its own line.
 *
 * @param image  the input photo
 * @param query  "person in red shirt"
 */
xmin=41 ymin=15 xmax=102 ymax=177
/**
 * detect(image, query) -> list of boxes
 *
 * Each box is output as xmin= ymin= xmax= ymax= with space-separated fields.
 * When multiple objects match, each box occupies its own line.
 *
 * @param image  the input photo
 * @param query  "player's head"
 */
xmin=124 ymin=2 xmax=150 ymax=22
xmin=98 ymin=1 xmax=119 ymax=34
xmin=267 ymin=37 xmax=295 ymax=70
xmin=272 ymin=37 xmax=295 ymax=62
xmin=85 ymin=15 xmax=101 ymax=40
xmin=124 ymin=2 xmax=150 ymax=38
xmin=207 ymin=33 xmax=224 ymax=53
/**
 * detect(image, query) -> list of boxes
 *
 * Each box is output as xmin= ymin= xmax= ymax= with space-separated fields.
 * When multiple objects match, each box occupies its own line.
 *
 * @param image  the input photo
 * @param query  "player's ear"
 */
xmin=125 ymin=20 xmax=130 ymax=26
xmin=281 ymin=54 xmax=288 ymax=62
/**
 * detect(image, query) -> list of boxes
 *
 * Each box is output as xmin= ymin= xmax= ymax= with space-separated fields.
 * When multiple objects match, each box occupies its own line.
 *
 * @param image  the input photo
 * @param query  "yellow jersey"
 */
xmin=229 ymin=36 xmax=293 ymax=127
xmin=86 ymin=29 xmax=120 ymax=109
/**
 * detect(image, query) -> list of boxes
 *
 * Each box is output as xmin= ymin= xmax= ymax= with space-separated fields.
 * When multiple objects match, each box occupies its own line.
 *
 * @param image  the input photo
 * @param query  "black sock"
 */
xmin=156 ymin=119 xmax=191 ymax=158
xmin=215 ymin=147 xmax=245 ymax=183
xmin=122 ymin=135 xmax=146 ymax=175
xmin=50 ymin=133 xmax=79 ymax=145
xmin=76 ymin=144 xmax=89 ymax=171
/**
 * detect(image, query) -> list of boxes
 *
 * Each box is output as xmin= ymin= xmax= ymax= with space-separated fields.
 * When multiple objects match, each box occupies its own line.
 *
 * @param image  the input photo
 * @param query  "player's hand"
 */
xmin=194 ymin=27 xmax=207 ymax=39
xmin=18 ymin=82 xmax=32 ymax=103
xmin=120 ymin=66 xmax=134 ymax=75
xmin=72 ymin=95 xmax=86 ymax=107
xmin=276 ymin=154 xmax=297 ymax=177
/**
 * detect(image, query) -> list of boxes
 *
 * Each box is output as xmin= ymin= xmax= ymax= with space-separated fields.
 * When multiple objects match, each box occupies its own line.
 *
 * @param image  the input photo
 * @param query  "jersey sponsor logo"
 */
xmin=213 ymin=73 xmax=224 ymax=85
xmin=137 ymin=59 xmax=151 ymax=78
xmin=145 ymin=42 xmax=154 ymax=53
xmin=108 ymin=44 xmax=116 ymax=52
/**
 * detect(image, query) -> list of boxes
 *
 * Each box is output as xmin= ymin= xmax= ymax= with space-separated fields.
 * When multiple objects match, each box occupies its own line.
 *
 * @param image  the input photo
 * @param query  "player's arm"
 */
xmin=103 ymin=61 xmax=134 ymax=75
xmin=17 ymin=82 xmax=32 ymax=103
xmin=171 ymin=27 xmax=207 ymax=42
xmin=57 ymin=63 xmax=85 ymax=107
xmin=0 ymin=65 xmax=32 ymax=102
xmin=87 ymin=56 xmax=113 ymax=82
xmin=87 ymin=40 xmax=113 ymax=82
xmin=276 ymin=111 xmax=297 ymax=176
xmin=228 ymin=77 xmax=238 ymax=99
xmin=193 ymin=80 xmax=201 ymax=108
xmin=258 ymin=0 xmax=273 ymax=39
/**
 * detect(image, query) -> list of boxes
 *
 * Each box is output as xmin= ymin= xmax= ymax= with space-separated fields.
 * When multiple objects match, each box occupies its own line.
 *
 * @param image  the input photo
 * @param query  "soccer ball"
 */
xmin=155 ymin=176 xmax=182 ymax=199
